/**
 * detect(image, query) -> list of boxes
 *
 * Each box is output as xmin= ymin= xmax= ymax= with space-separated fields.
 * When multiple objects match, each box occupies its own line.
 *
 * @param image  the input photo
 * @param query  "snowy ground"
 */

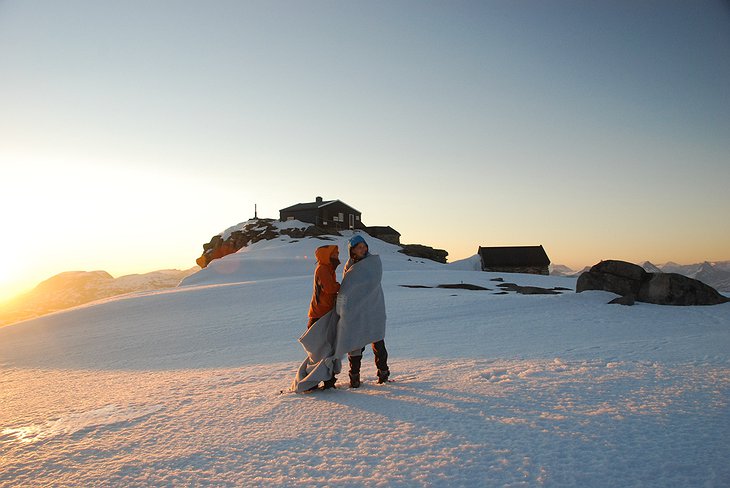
xmin=1 ymin=227 xmax=729 ymax=487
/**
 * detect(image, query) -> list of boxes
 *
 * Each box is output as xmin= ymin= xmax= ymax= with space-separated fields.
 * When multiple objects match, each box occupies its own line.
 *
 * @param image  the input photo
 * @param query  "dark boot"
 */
xmin=349 ymin=355 xmax=362 ymax=388
xmin=322 ymin=374 xmax=337 ymax=389
xmin=372 ymin=340 xmax=390 ymax=384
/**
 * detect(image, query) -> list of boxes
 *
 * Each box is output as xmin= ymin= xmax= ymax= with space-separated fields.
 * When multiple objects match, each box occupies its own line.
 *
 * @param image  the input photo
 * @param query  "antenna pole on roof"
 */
xmin=254 ymin=203 xmax=258 ymax=219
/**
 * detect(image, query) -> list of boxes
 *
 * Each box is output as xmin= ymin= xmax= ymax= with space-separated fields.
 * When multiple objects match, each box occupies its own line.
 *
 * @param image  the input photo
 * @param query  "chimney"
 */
xmin=315 ymin=196 xmax=323 ymax=203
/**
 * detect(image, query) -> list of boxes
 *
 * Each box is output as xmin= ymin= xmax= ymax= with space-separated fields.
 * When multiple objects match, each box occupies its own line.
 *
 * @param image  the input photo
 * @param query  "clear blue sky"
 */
xmin=1 ymin=0 xmax=729 ymax=301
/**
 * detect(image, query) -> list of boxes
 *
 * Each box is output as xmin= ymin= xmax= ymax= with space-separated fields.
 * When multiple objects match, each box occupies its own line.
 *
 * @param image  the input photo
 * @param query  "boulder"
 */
xmin=399 ymin=244 xmax=448 ymax=264
xmin=576 ymin=260 xmax=647 ymax=298
xmin=638 ymin=273 xmax=728 ymax=306
xmin=608 ymin=295 xmax=635 ymax=306
xmin=591 ymin=260 xmax=647 ymax=282
xmin=578 ymin=259 xmax=729 ymax=306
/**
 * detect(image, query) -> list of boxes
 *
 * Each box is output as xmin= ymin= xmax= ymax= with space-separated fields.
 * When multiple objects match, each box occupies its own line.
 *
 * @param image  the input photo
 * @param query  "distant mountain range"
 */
xmin=551 ymin=261 xmax=730 ymax=292
xmin=0 ymin=267 xmax=199 ymax=327
xmin=549 ymin=264 xmax=578 ymax=276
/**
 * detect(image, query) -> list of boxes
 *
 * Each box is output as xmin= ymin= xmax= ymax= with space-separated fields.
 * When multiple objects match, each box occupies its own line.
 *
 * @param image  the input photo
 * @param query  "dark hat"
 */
xmin=348 ymin=234 xmax=368 ymax=252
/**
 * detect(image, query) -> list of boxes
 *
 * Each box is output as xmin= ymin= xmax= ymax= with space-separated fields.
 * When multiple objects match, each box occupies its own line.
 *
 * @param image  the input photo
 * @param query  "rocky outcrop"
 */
xmin=577 ymin=260 xmax=729 ymax=306
xmin=399 ymin=244 xmax=448 ymax=264
xmin=196 ymin=219 xmax=340 ymax=268
xmin=197 ymin=219 xmax=277 ymax=268
xmin=437 ymin=283 xmax=489 ymax=291
xmin=198 ymin=218 xmax=450 ymax=268
xmin=398 ymin=283 xmax=490 ymax=291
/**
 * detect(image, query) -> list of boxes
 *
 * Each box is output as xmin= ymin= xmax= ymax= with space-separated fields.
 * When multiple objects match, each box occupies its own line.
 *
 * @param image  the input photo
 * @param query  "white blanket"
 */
xmin=292 ymin=254 xmax=386 ymax=392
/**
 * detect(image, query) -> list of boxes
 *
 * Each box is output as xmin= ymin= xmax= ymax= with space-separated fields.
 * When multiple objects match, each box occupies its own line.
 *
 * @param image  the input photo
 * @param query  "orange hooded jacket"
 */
xmin=308 ymin=245 xmax=341 ymax=319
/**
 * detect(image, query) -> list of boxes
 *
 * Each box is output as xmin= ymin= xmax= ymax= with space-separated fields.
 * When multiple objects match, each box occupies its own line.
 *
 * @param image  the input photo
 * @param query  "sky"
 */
xmin=1 ymin=0 xmax=729 ymax=303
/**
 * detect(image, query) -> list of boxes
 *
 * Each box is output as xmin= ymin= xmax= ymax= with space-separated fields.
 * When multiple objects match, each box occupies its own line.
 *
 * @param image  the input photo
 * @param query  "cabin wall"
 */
xmin=279 ymin=209 xmax=319 ymax=224
xmin=319 ymin=202 xmax=364 ymax=229
xmin=482 ymin=265 xmax=549 ymax=276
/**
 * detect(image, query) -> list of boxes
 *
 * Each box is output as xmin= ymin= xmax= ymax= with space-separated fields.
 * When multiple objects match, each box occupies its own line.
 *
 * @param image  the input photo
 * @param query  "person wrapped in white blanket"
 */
xmin=344 ymin=234 xmax=390 ymax=388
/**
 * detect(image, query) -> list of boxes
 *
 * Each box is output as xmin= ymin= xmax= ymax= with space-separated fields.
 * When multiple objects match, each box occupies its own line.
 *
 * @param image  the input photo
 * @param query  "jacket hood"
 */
xmin=315 ymin=245 xmax=339 ymax=265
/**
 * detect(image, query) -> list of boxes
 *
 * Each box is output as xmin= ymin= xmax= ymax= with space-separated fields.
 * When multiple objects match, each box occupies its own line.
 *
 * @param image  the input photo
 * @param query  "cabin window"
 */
xmin=286 ymin=216 xmax=295 ymax=221
xmin=355 ymin=215 xmax=360 ymax=221
xmin=338 ymin=212 xmax=344 ymax=221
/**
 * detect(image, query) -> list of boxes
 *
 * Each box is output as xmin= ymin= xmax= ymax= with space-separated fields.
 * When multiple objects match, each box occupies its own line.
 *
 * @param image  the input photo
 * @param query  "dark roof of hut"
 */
xmin=478 ymin=246 xmax=550 ymax=267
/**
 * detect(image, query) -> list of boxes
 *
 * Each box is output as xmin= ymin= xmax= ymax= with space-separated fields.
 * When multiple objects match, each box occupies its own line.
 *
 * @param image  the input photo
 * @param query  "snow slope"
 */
xmin=1 ymin=230 xmax=729 ymax=487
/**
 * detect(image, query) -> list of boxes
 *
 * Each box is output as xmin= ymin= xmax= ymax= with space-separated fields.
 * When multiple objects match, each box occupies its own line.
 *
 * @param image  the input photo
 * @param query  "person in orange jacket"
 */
xmin=306 ymin=244 xmax=341 ymax=389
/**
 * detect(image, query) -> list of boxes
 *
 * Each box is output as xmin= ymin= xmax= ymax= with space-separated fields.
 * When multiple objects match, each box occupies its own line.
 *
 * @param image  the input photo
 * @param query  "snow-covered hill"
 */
xmin=0 ymin=267 xmax=199 ymax=327
xmin=182 ymin=220 xmax=444 ymax=288
xmin=1 ymin=227 xmax=728 ymax=487
xmin=548 ymin=264 xmax=575 ymax=276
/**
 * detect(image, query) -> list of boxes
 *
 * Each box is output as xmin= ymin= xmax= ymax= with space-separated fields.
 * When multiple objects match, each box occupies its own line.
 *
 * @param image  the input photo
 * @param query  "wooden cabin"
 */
xmin=279 ymin=196 xmax=364 ymax=230
xmin=478 ymin=245 xmax=551 ymax=275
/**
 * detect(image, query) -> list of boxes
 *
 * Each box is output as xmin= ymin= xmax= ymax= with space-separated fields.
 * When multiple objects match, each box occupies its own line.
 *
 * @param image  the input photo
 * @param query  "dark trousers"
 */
xmin=349 ymin=340 xmax=389 ymax=381
xmin=371 ymin=340 xmax=389 ymax=374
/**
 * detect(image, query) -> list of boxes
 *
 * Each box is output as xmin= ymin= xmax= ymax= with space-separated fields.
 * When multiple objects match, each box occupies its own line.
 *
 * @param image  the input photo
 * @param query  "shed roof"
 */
xmin=280 ymin=199 xmax=359 ymax=213
xmin=478 ymin=245 xmax=550 ymax=267
xmin=280 ymin=200 xmax=334 ymax=212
